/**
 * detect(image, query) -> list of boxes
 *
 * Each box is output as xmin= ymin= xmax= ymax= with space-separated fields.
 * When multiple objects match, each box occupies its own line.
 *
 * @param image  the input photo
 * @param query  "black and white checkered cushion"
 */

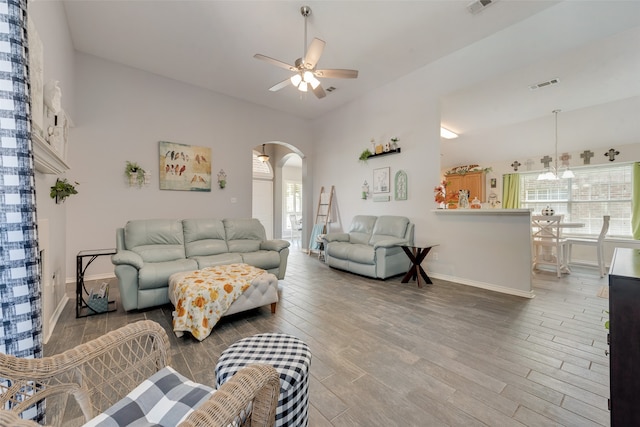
xmin=215 ymin=333 xmax=311 ymax=427
xmin=83 ymin=366 xmax=214 ymax=427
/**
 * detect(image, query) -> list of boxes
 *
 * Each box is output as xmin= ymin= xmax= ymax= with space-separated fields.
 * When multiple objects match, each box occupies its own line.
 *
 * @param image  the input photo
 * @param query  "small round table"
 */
xmin=215 ymin=333 xmax=311 ymax=427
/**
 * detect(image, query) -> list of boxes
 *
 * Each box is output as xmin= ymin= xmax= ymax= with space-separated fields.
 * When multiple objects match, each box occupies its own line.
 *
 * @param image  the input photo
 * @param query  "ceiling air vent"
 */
xmin=529 ymin=78 xmax=560 ymax=91
xmin=467 ymin=0 xmax=496 ymax=14
xmin=325 ymin=86 xmax=336 ymax=93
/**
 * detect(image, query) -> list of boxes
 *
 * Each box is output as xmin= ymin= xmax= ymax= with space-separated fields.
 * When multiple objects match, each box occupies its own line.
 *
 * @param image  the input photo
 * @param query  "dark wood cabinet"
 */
xmin=608 ymin=247 xmax=640 ymax=426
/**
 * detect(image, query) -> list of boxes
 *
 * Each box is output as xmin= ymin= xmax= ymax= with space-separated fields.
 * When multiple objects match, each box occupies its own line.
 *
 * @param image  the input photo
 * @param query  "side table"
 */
xmin=76 ymin=248 xmax=117 ymax=318
xmin=400 ymin=243 xmax=438 ymax=288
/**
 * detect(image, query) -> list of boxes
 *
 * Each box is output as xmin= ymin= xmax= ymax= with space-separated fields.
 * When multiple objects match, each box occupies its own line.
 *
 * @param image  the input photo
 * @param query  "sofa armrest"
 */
xmin=324 ymin=233 xmax=349 ymax=243
xmin=111 ymin=250 xmax=144 ymax=269
xmin=260 ymin=239 xmax=290 ymax=252
xmin=373 ymin=237 xmax=409 ymax=249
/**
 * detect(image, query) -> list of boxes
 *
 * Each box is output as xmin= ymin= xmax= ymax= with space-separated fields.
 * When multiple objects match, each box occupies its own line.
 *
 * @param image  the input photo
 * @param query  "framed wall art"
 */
xmin=159 ymin=141 xmax=211 ymax=191
xmin=373 ymin=167 xmax=390 ymax=194
xmin=395 ymin=170 xmax=407 ymax=200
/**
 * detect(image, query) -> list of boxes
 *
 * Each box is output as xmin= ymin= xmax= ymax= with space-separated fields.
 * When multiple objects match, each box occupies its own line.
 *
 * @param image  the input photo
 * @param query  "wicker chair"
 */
xmin=0 ymin=320 xmax=279 ymax=427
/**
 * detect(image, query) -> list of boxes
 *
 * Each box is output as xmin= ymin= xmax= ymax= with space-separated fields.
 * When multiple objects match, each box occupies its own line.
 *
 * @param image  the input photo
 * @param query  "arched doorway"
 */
xmin=251 ymin=143 xmax=306 ymax=246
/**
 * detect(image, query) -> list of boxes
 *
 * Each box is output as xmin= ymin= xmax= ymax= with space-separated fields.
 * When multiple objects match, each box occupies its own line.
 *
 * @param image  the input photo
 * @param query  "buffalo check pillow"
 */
xmin=83 ymin=366 xmax=215 ymax=427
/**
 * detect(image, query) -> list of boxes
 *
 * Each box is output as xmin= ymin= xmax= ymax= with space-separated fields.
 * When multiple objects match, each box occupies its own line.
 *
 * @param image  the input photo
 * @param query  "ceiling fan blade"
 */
xmin=254 ymin=54 xmax=297 ymax=72
xmin=315 ymin=69 xmax=359 ymax=79
xmin=304 ymin=38 xmax=325 ymax=69
xmin=312 ymin=83 xmax=326 ymax=99
xmin=269 ymin=78 xmax=292 ymax=92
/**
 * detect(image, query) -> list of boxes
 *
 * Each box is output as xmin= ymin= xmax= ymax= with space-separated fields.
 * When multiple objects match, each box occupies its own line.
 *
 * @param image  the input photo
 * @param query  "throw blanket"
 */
xmin=170 ymin=263 xmax=267 ymax=341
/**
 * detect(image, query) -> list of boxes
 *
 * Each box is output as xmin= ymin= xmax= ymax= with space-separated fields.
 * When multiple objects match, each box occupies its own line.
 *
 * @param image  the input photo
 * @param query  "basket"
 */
xmin=87 ymin=295 xmax=108 ymax=313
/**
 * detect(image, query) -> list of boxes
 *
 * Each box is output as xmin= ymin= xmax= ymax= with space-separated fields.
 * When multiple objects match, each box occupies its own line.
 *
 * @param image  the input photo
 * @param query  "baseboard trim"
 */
xmin=44 ymin=294 xmax=69 ymax=344
xmin=429 ymin=273 xmax=536 ymax=299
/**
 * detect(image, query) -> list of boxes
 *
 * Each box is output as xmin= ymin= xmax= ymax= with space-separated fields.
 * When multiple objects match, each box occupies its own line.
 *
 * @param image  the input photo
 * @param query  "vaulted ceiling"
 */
xmin=61 ymin=1 xmax=640 ymax=168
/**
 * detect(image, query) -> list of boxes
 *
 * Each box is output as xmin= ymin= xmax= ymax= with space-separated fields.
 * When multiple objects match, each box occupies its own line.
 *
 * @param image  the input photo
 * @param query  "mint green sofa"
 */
xmin=323 ymin=215 xmax=414 ymax=279
xmin=111 ymin=218 xmax=289 ymax=311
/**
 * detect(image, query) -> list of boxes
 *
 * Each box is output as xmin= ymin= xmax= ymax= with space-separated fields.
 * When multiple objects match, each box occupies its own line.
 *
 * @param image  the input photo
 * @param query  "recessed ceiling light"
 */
xmin=440 ymin=127 xmax=459 ymax=139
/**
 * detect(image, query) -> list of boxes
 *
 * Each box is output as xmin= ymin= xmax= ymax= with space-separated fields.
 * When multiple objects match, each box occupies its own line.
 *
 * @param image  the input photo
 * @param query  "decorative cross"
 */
xmin=605 ymin=148 xmax=620 ymax=162
xmin=580 ymin=150 xmax=594 ymax=165
xmin=559 ymin=152 xmax=571 ymax=167
xmin=510 ymin=160 xmax=521 ymax=171
xmin=524 ymin=159 xmax=535 ymax=171
xmin=540 ymin=155 xmax=553 ymax=169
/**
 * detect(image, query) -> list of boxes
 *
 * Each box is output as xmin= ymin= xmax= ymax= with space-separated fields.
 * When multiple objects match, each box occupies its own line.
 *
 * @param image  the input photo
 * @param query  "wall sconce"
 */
xmin=361 ymin=180 xmax=369 ymax=200
xmin=217 ymin=169 xmax=227 ymax=189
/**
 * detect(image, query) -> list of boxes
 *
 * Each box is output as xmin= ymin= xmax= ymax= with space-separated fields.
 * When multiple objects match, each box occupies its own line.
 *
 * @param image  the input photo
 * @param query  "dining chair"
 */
xmin=565 ymin=215 xmax=610 ymax=277
xmin=531 ymin=215 xmax=567 ymax=277
xmin=289 ymin=214 xmax=302 ymax=246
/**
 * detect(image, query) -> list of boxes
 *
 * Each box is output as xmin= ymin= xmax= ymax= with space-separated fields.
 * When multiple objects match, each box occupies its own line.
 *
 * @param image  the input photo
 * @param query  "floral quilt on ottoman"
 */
xmin=169 ymin=263 xmax=267 ymax=341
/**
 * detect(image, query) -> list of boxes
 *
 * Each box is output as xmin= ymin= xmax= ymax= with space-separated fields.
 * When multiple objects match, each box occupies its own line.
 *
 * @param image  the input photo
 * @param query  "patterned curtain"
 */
xmin=0 ymin=0 xmax=43 ymax=421
xmin=502 ymin=173 xmax=520 ymax=209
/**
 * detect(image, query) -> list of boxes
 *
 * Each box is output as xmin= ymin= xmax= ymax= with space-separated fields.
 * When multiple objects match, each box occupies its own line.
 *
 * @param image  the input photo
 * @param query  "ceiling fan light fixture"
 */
xmin=308 ymin=75 xmax=321 ymax=89
xmin=298 ymin=81 xmax=308 ymax=92
xmin=290 ymin=73 xmax=302 ymax=86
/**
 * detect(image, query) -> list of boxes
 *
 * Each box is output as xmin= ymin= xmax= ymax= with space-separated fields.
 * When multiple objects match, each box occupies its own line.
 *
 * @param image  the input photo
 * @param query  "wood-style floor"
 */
xmin=45 ymin=247 xmax=611 ymax=426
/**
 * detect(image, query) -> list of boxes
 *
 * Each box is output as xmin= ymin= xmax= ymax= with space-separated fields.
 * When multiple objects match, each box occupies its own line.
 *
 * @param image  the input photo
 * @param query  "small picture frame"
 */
xmin=373 ymin=167 xmax=390 ymax=194
xmin=490 ymin=178 xmax=497 ymax=188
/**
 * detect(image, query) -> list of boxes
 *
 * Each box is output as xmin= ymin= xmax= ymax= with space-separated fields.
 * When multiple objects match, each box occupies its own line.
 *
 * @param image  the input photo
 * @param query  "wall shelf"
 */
xmin=368 ymin=147 xmax=401 ymax=158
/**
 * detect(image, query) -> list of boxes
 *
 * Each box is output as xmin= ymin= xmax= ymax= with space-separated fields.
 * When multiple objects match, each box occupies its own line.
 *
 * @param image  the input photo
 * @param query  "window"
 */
xmin=520 ymin=163 xmax=633 ymax=238
xmin=285 ymin=181 xmax=302 ymax=230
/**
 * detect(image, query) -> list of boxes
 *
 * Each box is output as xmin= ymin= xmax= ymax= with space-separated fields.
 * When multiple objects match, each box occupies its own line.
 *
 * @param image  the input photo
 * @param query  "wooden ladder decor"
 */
xmin=309 ymin=185 xmax=334 ymax=257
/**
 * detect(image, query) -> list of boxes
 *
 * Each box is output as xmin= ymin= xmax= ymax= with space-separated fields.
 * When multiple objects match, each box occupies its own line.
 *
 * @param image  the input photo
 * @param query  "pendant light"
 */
xmin=537 ymin=109 xmax=570 ymax=181
xmin=258 ymin=144 xmax=270 ymax=162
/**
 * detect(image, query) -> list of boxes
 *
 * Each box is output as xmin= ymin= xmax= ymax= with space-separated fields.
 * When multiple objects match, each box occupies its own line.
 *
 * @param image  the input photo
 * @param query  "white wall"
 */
xmin=65 ymin=53 xmax=313 ymax=280
xmin=30 ymin=2 xmax=76 ymax=327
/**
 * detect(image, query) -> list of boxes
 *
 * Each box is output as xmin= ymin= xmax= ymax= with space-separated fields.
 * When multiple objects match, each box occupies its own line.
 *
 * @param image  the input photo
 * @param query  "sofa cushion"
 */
xmin=348 ymin=215 xmax=377 ymax=245
xmin=183 ymin=218 xmax=229 ymax=257
xmin=369 ymin=216 xmax=410 ymax=246
xmin=224 ymin=218 xmax=265 ymax=253
xmin=139 ymin=259 xmax=198 ymax=290
xmin=240 ymin=250 xmax=282 ymax=270
xmin=325 ymin=242 xmax=375 ymax=265
xmin=192 ymin=253 xmax=243 ymax=269
xmin=125 ymin=220 xmax=186 ymax=262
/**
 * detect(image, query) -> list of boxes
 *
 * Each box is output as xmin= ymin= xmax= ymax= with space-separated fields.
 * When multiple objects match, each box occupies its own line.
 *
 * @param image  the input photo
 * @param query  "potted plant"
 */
xmin=50 ymin=178 xmax=78 ymax=203
xmin=359 ymin=148 xmax=373 ymax=163
xmin=125 ymin=161 xmax=146 ymax=187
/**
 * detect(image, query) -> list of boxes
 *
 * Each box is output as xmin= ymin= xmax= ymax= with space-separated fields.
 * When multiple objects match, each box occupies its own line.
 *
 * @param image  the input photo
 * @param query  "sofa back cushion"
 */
xmin=348 ymin=215 xmax=377 ymax=245
xmin=183 ymin=218 xmax=228 ymax=257
xmin=369 ymin=216 xmax=410 ymax=245
xmin=224 ymin=218 xmax=266 ymax=253
xmin=124 ymin=219 xmax=185 ymax=262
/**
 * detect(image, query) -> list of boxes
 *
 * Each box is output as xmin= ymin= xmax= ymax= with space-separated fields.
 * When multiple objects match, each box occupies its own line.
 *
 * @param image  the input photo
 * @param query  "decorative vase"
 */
xmin=458 ymin=190 xmax=470 ymax=209
xmin=542 ymin=205 xmax=555 ymax=216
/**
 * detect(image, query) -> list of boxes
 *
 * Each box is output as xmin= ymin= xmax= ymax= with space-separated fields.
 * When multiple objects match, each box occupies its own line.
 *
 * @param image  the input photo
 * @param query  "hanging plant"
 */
xmin=125 ymin=161 xmax=146 ymax=187
xmin=50 ymin=178 xmax=78 ymax=203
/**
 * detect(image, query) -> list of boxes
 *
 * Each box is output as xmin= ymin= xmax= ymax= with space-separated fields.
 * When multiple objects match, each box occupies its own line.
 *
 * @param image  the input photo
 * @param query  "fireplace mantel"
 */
xmin=33 ymin=131 xmax=69 ymax=174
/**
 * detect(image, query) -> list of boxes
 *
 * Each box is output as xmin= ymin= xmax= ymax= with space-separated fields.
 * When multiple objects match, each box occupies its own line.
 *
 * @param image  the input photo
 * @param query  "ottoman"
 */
xmin=215 ymin=333 xmax=311 ymax=427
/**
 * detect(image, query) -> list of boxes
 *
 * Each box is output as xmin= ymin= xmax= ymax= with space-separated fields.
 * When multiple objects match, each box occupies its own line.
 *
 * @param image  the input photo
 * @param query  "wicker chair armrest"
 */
xmin=0 ymin=320 xmax=170 ymax=421
xmin=0 ymin=409 xmax=40 ymax=427
xmin=180 ymin=364 xmax=280 ymax=427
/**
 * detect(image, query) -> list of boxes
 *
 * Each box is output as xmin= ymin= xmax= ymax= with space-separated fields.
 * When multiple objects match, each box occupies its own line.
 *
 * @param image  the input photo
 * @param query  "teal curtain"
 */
xmin=633 ymin=162 xmax=640 ymax=239
xmin=502 ymin=173 xmax=520 ymax=209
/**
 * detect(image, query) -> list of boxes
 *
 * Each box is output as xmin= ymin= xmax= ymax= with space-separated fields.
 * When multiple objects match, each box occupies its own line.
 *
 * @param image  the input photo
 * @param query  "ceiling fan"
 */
xmin=253 ymin=5 xmax=358 ymax=99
